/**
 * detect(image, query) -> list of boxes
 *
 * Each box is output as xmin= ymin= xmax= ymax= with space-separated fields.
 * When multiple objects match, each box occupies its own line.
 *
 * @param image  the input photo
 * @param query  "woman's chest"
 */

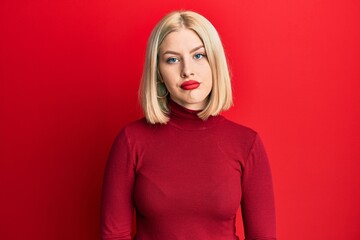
xmin=133 ymin=135 xmax=242 ymax=220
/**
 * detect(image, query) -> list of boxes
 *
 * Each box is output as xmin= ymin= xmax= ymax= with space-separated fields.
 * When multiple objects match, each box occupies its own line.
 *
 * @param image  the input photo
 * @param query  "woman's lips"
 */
xmin=180 ymin=80 xmax=200 ymax=90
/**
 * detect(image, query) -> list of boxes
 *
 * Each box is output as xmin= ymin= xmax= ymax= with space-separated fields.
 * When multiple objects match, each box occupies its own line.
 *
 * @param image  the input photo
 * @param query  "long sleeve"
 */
xmin=241 ymin=134 xmax=276 ymax=240
xmin=100 ymin=129 xmax=136 ymax=240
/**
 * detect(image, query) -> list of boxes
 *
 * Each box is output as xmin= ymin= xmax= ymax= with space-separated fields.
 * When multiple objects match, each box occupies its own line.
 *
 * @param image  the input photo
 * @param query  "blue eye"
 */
xmin=194 ymin=53 xmax=205 ymax=60
xmin=166 ymin=57 xmax=178 ymax=63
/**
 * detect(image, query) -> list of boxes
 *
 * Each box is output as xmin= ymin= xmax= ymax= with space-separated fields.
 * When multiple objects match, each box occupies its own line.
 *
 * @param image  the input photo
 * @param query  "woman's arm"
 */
xmin=100 ymin=128 xmax=136 ymax=240
xmin=241 ymin=134 xmax=276 ymax=240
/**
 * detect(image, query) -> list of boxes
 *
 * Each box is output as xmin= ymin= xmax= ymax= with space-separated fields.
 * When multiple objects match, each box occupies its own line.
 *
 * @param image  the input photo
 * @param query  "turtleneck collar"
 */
xmin=167 ymin=98 xmax=224 ymax=130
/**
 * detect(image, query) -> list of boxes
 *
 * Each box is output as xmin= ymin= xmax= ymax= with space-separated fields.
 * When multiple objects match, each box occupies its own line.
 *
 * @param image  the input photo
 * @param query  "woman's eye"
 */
xmin=194 ymin=53 xmax=206 ymax=60
xmin=166 ymin=57 xmax=179 ymax=63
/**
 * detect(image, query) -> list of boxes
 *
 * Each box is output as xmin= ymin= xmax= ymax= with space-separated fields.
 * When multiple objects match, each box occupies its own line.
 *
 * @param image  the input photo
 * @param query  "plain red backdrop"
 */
xmin=1 ymin=0 xmax=359 ymax=239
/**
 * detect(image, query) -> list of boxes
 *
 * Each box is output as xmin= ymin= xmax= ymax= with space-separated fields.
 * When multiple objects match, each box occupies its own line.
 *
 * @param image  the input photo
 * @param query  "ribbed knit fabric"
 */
xmin=101 ymin=99 xmax=276 ymax=240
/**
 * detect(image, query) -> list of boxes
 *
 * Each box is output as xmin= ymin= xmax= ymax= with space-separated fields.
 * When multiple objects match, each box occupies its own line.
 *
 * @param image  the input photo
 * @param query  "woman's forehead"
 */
xmin=159 ymin=29 xmax=203 ymax=54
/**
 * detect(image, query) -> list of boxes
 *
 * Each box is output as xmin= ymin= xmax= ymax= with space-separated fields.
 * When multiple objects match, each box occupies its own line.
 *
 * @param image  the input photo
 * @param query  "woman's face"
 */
xmin=158 ymin=28 xmax=212 ymax=110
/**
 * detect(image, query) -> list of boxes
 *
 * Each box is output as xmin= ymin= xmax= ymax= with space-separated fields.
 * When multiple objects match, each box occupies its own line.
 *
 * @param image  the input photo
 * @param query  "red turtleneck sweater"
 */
xmin=101 ymin=100 xmax=276 ymax=240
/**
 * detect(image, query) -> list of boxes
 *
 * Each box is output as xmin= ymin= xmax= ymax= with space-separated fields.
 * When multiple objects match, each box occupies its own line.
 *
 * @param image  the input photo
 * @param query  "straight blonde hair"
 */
xmin=139 ymin=10 xmax=233 ymax=124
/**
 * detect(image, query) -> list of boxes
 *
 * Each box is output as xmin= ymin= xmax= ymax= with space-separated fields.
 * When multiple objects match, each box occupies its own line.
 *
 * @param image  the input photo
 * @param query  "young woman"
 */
xmin=101 ymin=10 xmax=276 ymax=240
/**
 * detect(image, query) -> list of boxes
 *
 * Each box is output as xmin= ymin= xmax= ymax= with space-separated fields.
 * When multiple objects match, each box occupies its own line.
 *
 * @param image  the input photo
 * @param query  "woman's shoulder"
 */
xmin=216 ymin=117 xmax=264 ymax=161
xmin=122 ymin=117 xmax=150 ymax=130
xmin=219 ymin=116 xmax=258 ymax=140
xmin=115 ymin=117 xmax=163 ymax=142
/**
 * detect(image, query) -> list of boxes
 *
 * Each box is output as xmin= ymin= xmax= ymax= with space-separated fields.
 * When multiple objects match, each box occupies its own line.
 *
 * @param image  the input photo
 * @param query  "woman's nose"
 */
xmin=180 ymin=58 xmax=194 ymax=78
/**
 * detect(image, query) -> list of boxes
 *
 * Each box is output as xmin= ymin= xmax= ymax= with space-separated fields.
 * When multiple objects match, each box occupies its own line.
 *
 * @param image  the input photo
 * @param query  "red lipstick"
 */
xmin=180 ymin=80 xmax=200 ymax=90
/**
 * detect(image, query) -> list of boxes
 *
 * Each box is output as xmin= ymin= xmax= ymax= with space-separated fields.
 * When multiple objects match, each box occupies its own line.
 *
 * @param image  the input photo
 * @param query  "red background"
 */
xmin=1 ymin=0 xmax=359 ymax=239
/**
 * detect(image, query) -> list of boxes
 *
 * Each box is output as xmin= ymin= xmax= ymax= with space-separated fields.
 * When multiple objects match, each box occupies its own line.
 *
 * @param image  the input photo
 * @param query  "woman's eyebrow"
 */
xmin=162 ymin=45 xmax=204 ymax=55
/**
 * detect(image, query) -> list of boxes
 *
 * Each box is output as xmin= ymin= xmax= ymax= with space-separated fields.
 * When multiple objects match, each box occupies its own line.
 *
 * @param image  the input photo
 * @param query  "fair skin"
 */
xmin=158 ymin=28 xmax=213 ymax=110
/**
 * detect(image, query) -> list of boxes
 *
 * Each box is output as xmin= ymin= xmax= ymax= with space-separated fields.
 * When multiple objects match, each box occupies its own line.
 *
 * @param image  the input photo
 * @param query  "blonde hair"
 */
xmin=139 ymin=10 xmax=233 ymax=124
